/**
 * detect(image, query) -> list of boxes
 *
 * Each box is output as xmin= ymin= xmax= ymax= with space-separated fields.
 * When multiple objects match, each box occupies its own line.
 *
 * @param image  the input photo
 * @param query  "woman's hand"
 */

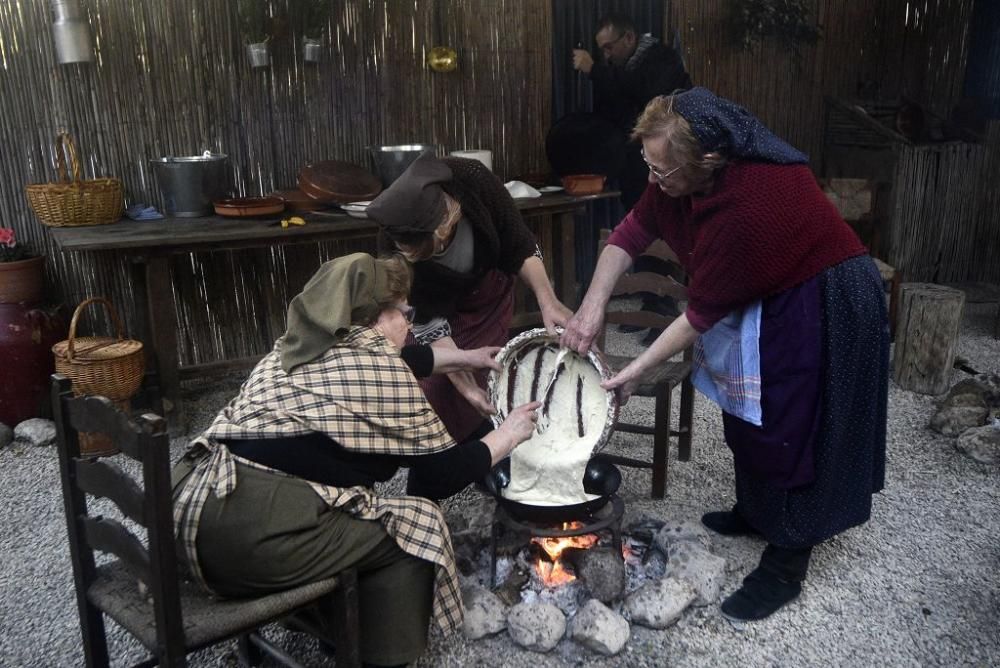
xmin=561 ymin=301 xmax=606 ymax=355
xmin=539 ymin=297 xmax=573 ymax=336
xmin=483 ymin=401 xmax=541 ymax=464
xmin=600 ymin=362 xmax=645 ymax=405
xmin=431 ymin=345 xmax=501 ymax=374
xmin=449 ymin=370 xmax=496 ymax=417
xmin=462 ymin=346 xmax=502 ymax=372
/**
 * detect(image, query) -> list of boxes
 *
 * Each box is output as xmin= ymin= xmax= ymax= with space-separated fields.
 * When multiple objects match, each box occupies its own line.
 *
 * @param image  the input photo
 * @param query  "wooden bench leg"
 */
xmin=678 ymin=379 xmax=694 ymax=462
xmin=330 ymin=568 xmax=361 ymax=668
xmin=651 ymin=385 xmax=671 ymax=499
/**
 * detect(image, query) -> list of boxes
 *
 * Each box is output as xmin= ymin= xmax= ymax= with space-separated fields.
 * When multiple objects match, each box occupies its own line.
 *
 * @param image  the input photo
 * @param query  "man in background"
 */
xmin=572 ymin=13 xmax=692 ymax=342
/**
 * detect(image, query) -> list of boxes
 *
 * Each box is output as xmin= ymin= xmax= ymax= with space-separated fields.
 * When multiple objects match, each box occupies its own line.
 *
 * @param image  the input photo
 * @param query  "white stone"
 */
xmin=654 ymin=519 xmax=713 ymax=553
xmin=14 ymin=419 xmax=56 ymax=447
xmin=664 ymin=541 xmax=727 ymax=606
xmin=570 ymin=598 xmax=630 ymax=656
xmin=507 ymin=601 xmax=565 ymax=652
xmin=955 ymin=424 xmax=1000 ymax=465
xmin=461 ymin=585 xmax=507 ymax=640
xmin=624 ymin=576 xmax=697 ymax=629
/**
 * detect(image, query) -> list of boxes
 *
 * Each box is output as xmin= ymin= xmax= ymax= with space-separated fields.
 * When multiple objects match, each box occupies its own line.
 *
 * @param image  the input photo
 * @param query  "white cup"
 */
xmin=450 ymin=149 xmax=492 ymax=172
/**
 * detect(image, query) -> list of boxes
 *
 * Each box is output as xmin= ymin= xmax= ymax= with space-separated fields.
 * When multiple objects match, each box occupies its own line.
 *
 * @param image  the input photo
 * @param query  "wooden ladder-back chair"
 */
xmin=596 ymin=230 xmax=695 ymax=498
xmin=51 ymin=374 xmax=361 ymax=668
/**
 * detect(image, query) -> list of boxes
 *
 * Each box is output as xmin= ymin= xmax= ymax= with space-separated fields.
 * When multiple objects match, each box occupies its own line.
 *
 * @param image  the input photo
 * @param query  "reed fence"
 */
xmin=0 ymin=0 xmax=991 ymax=370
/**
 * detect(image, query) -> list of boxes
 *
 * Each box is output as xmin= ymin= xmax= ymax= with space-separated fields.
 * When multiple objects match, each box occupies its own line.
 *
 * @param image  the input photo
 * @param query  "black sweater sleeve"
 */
xmin=400 ymin=344 xmax=435 ymax=378
xmin=403 ymin=440 xmax=492 ymax=501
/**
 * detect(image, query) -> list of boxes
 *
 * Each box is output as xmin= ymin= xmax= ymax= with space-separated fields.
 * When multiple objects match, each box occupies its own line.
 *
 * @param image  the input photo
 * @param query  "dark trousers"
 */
xmin=174 ymin=461 xmax=435 ymax=666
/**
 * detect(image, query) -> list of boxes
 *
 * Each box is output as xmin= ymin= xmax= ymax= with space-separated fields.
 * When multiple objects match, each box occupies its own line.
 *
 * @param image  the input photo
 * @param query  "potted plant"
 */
xmin=0 ymin=228 xmax=45 ymax=305
xmin=725 ymin=0 xmax=821 ymax=59
xmin=238 ymin=0 xmax=272 ymax=68
xmin=292 ymin=0 xmax=332 ymax=63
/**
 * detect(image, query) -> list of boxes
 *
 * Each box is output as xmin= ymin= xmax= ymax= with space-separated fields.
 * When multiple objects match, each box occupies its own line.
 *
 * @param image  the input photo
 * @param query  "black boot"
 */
xmin=701 ymin=505 xmax=761 ymax=537
xmin=720 ymin=544 xmax=813 ymax=622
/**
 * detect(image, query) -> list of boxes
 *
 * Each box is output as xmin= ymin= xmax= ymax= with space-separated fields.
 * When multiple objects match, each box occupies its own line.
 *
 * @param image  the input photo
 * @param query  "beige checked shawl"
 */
xmin=173 ymin=326 xmax=464 ymax=632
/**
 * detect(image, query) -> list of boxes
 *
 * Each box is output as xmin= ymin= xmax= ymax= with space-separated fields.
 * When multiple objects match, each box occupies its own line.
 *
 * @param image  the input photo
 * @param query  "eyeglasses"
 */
xmin=640 ymin=147 xmax=683 ymax=182
xmin=598 ymin=32 xmax=626 ymax=54
xmin=395 ymin=304 xmax=416 ymax=324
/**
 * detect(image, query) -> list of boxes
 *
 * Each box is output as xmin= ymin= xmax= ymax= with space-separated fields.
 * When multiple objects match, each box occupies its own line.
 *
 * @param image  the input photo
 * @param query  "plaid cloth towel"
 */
xmin=691 ymin=300 xmax=763 ymax=426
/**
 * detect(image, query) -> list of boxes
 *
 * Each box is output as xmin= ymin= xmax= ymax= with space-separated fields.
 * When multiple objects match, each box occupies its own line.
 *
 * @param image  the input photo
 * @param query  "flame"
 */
xmin=531 ymin=522 xmax=600 ymax=587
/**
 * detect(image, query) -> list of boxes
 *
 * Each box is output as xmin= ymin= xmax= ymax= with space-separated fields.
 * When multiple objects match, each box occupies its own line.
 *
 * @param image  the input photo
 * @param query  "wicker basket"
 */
xmin=25 ymin=133 xmax=124 ymax=228
xmin=52 ymin=298 xmax=145 ymax=401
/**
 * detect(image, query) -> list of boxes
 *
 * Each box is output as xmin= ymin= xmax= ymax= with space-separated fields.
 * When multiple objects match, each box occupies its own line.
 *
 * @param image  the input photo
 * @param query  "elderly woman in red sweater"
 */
xmin=562 ymin=87 xmax=889 ymax=622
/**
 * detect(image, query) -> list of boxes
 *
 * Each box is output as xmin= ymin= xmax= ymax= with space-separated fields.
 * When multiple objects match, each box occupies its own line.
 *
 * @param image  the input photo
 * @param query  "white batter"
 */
xmin=494 ymin=344 xmax=609 ymax=506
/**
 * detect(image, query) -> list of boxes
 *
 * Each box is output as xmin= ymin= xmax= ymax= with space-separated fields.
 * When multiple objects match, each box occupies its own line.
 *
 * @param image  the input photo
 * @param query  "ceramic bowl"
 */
xmin=560 ymin=173 xmax=606 ymax=196
xmin=213 ymin=196 xmax=285 ymax=218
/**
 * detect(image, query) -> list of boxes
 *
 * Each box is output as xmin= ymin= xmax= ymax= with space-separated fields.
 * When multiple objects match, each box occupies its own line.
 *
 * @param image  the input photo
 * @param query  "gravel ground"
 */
xmin=2 ymin=304 xmax=998 ymax=667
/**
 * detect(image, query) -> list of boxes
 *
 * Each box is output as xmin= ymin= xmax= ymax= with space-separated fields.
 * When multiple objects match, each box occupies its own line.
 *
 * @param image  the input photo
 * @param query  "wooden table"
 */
xmin=49 ymin=190 xmax=618 ymax=427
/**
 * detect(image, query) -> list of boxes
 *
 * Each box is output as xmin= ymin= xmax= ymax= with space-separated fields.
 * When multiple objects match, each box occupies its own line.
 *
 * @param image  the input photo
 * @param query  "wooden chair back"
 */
xmin=594 ymin=230 xmax=695 ymax=498
xmin=51 ymin=374 xmax=183 ymax=665
xmin=598 ymin=230 xmax=689 ymax=346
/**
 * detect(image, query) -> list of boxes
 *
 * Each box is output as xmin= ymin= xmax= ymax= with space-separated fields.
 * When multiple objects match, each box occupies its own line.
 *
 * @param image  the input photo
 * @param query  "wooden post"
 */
xmin=892 ymin=283 xmax=965 ymax=395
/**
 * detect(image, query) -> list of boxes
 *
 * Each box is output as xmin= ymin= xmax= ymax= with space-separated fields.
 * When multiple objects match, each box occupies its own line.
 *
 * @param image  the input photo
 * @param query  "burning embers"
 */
xmin=531 ymin=522 xmax=601 ymax=587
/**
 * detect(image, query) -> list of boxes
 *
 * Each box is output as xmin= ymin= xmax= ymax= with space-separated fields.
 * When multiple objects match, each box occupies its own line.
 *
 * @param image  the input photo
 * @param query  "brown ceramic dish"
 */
xmin=213 ymin=196 xmax=285 ymax=218
xmin=273 ymin=189 xmax=328 ymax=212
xmin=560 ymin=173 xmax=606 ymax=196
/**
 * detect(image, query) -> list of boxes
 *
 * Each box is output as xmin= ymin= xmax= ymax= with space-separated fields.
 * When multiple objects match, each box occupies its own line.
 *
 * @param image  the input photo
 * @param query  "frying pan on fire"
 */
xmin=483 ymin=455 xmax=621 ymax=524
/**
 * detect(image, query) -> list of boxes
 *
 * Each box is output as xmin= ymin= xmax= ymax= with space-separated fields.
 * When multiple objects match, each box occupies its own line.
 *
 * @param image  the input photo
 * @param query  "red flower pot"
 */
xmin=0 ymin=255 xmax=45 ymax=305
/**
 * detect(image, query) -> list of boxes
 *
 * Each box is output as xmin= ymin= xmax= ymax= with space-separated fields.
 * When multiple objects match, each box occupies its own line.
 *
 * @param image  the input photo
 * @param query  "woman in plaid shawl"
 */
xmin=172 ymin=253 xmax=540 ymax=666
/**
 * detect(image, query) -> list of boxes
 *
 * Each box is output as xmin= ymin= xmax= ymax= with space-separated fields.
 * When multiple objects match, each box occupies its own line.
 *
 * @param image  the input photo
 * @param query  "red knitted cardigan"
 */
xmin=607 ymin=161 xmax=867 ymax=332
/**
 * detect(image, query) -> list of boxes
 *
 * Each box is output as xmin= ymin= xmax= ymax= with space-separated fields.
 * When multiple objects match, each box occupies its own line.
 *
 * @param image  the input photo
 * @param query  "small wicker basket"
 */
xmin=52 ymin=298 xmax=144 ymax=401
xmin=25 ymin=133 xmax=124 ymax=228
xmin=52 ymin=298 xmax=144 ymax=458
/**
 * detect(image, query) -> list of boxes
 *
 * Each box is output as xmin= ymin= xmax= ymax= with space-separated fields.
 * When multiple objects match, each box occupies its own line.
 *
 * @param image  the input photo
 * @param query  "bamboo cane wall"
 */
xmin=0 ymin=0 xmax=992 ymax=370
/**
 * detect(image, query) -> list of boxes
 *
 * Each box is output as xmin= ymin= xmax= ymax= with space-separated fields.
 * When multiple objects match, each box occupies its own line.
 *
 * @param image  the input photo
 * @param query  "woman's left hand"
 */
xmin=539 ymin=298 xmax=573 ymax=336
xmin=450 ymin=370 xmax=497 ymax=417
xmin=461 ymin=346 xmax=502 ymax=372
xmin=601 ymin=363 xmax=645 ymax=405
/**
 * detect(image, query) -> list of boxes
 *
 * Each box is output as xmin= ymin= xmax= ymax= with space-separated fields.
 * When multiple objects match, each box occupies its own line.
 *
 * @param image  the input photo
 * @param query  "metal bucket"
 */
xmin=368 ymin=144 xmax=437 ymax=187
xmin=150 ymin=153 xmax=230 ymax=218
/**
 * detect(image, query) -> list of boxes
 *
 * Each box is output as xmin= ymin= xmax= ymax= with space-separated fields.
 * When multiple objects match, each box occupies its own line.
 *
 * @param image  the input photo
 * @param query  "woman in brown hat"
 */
xmin=366 ymin=154 xmax=571 ymax=443
xmin=172 ymin=252 xmax=540 ymax=666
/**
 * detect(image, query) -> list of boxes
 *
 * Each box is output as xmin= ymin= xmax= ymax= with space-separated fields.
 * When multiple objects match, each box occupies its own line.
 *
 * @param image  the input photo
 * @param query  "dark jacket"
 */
xmin=590 ymin=39 xmax=692 ymax=133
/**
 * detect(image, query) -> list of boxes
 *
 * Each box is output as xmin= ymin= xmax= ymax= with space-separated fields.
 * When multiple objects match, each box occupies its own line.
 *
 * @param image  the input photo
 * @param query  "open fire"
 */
xmin=531 ymin=522 xmax=600 ymax=587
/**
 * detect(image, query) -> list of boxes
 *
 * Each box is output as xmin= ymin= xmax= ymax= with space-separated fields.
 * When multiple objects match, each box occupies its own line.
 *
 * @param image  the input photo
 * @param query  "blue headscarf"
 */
xmin=672 ymin=87 xmax=808 ymax=164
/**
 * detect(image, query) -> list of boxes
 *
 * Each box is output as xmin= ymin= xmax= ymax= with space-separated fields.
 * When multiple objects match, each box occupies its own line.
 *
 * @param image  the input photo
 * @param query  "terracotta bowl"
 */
xmin=560 ymin=173 xmax=606 ymax=196
xmin=213 ymin=196 xmax=285 ymax=218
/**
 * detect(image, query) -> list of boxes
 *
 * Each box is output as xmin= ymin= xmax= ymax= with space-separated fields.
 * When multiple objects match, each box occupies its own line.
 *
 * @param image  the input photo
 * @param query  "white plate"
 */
xmin=342 ymin=201 xmax=371 ymax=219
xmin=537 ymin=186 xmax=563 ymax=193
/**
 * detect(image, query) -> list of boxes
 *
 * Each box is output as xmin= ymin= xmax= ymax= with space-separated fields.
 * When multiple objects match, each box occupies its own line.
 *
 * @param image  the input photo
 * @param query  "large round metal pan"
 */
xmin=484 ymin=456 xmax=621 ymax=523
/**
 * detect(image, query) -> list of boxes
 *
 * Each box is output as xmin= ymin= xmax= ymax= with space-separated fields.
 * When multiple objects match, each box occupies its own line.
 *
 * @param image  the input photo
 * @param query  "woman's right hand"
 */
xmin=483 ymin=401 xmax=541 ymax=464
xmin=561 ymin=301 xmax=606 ymax=355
